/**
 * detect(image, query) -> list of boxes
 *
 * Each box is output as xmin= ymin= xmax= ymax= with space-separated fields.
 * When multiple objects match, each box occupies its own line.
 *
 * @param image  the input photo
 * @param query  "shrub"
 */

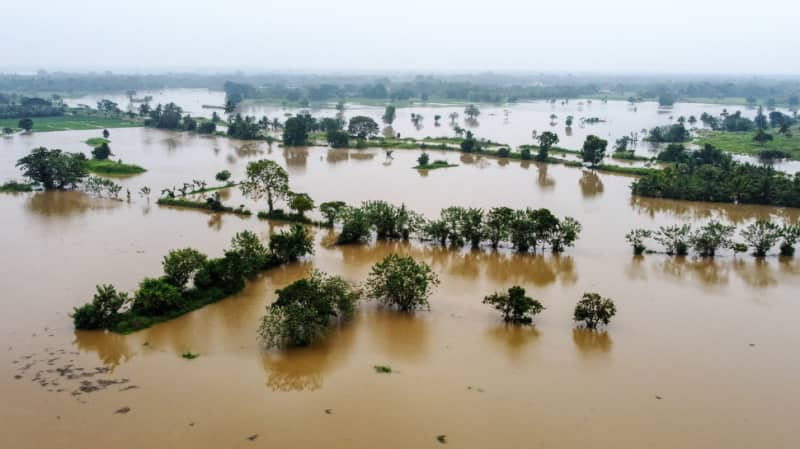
xmin=483 ymin=286 xmax=544 ymax=324
xmin=269 ymin=224 xmax=314 ymax=263
xmin=496 ymin=147 xmax=511 ymax=158
xmin=91 ymin=142 xmax=112 ymax=160
xmin=162 ymin=248 xmax=208 ymax=290
xmin=228 ymin=230 xmax=271 ymax=276
xmin=625 ymin=229 xmax=653 ymax=255
xmin=72 ymin=284 xmax=130 ymax=330
xmin=215 ymin=170 xmax=231 ymax=183
xmin=258 ymin=270 xmax=360 ymax=348
xmin=365 ymin=254 xmax=439 ymax=312
xmin=741 ymin=220 xmax=781 ymax=257
xmin=520 ymin=148 xmax=532 ymax=160
xmin=574 ymin=293 xmax=616 ymax=329
xmin=289 ymin=192 xmax=315 ymax=217
xmin=417 ymin=152 xmax=430 ymax=166
xmin=131 ymin=278 xmax=183 ymax=316
xmin=780 ymin=223 xmax=800 ymax=256
xmin=690 ymin=220 xmax=735 ymax=257
xmin=198 ymin=121 xmax=216 ymax=134
xmin=194 ymin=257 xmax=246 ymax=295
xmin=654 ymin=224 xmax=691 ymax=256
xmin=319 ymin=201 xmax=347 ymax=227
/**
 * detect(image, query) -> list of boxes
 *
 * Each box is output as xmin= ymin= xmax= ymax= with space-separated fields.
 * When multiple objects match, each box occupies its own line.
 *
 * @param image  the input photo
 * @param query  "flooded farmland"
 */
xmin=2 ymin=118 xmax=800 ymax=449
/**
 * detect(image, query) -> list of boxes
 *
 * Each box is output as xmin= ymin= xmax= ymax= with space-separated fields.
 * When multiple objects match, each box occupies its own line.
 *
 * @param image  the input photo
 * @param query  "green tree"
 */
xmin=215 ymin=170 xmax=231 ymax=183
xmin=365 ymin=254 xmax=440 ymax=312
xmin=240 ymin=159 xmax=289 ymax=214
xmin=269 ymin=224 xmax=314 ymax=263
xmin=337 ymin=207 xmax=372 ymax=244
xmin=741 ymin=220 xmax=781 ymax=257
xmin=779 ymin=223 xmax=800 ymax=256
xmin=348 ymin=116 xmax=379 ymax=139
xmin=326 ymin=130 xmax=349 ymax=148
xmin=483 ymin=207 xmax=514 ymax=248
xmin=574 ymin=293 xmax=616 ymax=329
xmin=282 ymin=115 xmax=310 ymax=146
xmin=102 ymin=129 xmax=110 ymax=139
xmin=228 ymin=230 xmax=270 ymax=276
xmin=91 ymin=142 xmax=112 ymax=160
xmin=483 ymin=286 xmax=544 ymax=324
xmin=625 ymin=229 xmax=652 ymax=255
xmin=417 ymin=152 xmax=430 ymax=166
xmin=71 ymin=284 xmax=130 ymax=330
xmin=18 ymin=117 xmax=33 ymax=132
xmin=382 ymin=105 xmax=396 ymax=125
xmin=690 ymin=221 xmax=735 ymax=257
xmin=15 ymin=147 xmax=87 ymax=190
xmin=131 ymin=278 xmax=183 ymax=316
xmin=549 ymin=216 xmax=582 ymax=252
xmin=258 ymin=270 xmax=360 ymax=348
xmin=655 ymin=224 xmax=692 ymax=256
xmin=580 ymin=135 xmax=607 ymax=167
xmin=319 ymin=201 xmax=347 ymax=227
xmin=464 ymin=104 xmax=480 ymax=119
xmin=289 ymin=192 xmax=315 ymax=218
xmin=162 ymin=248 xmax=208 ymax=290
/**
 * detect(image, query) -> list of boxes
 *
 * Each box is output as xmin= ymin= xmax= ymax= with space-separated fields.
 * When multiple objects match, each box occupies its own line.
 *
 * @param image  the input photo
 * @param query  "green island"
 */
xmin=83 ymin=159 xmax=146 ymax=175
xmin=414 ymin=161 xmax=459 ymax=170
xmin=694 ymin=127 xmax=800 ymax=160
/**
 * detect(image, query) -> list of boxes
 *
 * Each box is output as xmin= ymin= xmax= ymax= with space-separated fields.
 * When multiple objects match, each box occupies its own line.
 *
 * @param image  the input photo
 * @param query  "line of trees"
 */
xmin=72 ymin=226 xmax=314 ymax=332
xmin=329 ymin=200 xmax=582 ymax=253
xmin=626 ymin=219 xmax=800 ymax=257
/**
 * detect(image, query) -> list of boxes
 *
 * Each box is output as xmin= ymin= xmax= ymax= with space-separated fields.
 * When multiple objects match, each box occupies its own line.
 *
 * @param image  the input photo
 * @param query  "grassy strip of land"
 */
xmin=84 ymin=159 xmax=146 ymax=175
xmin=256 ymin=210 xmax=330 ymax=228
xmin=694 ymin=128 xmax=800 ymax=160
xmin=157 ymin=197 xmax=252 ymax=216
xmin=414 ymin=162 xmax=459 ymax=170
xmin=186 ymin=183 xmax=239 ymax=195
xmin=0 ymin=114 xmax=143 ymax=132
xmin=0 ymin=181 xmax=34 ymax=192
xmin=85 ymin=137 xmax=110 ymax=146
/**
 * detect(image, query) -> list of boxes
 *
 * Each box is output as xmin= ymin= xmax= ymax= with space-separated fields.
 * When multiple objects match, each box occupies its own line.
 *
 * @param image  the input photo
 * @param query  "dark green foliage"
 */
xmin=580 ymin=135 xmax=607 ymax=166
xmin=319 ymin=201 xmax=347 ymax=226
xmin=194 ymin=257 xmax=246 ymax=295
xmin=417 ymin=152 xmax=430 ymax=166
xmin=144 ymin=103 xmax=185 ymax=130
xmin=91 ymin=142 xmax=112 ymax=160
xmin=625 ymin=229 xmax=653 ymax=255
xmin=497 ymin=147 xmax=511 ymax=158
xmin=574 ymin=293 xmax=616 ymax=329
xmin=258 ymin=270 xmax=360 ymax=348
xmin=18 ymin=117 xmax=33 ymax=131
xmin=282 ymin=114 xmax=315 ymax=146
xmin=72 ymin=285 xmax=129 ymax=330
xmin=337 ymin=207 xmax=372 ymax=244
xmin=348 ymin=116 xmax=379 ymax=139
xmin=0 ymin=180 xmax=34 ymax=192
xmin=226 ymin=114 xmax=260 ymax=140
xmin=228 ymin=230 xmax=271 ymax=276
xmin=741 ymin=220 xmax=781 ymax=257
xmin=646 ymin=123 xmax=689 ymax=143
xmin=240 ymin=159 xmax=289 ymax=213
xmin=520 ymin=148 xmax=532 ymax=160
xmin=374 ymin=365 xmax=392 ymax=373
xmin=162 ymin=248 xmax=208 ymax=290
xmin=15 ymin=147 xmax=87 ymax=190
xmin=460 ymin=131 xmax=480 ymax=153
xmin=198 ymin=121 xmax=216 ymax=134
xmin=289 ymin=192 xmax=315 ymax=217
xmin=633 ymin=144 xmax=800 ymax=207
xmin=690 ymin=221 xmax=735 ymax=257
xmin=215 ymin=170 xmax=231 ymax=183
xmin=656 ymin=143 xmax=689 ymax=163
xmin=326 ymin=130 xmax=349 ymax=148
xmin=536 ymin=131 xmax=559 ymax=161
xmin=484 ymin=207 xmax=514 ymax=248
xmin=269 ymin=224 xmax=314 ymax=263
xmin=365 ymin=254 xmax=440 ymax=312
xmin=483 ymin=286 xmax=544 ymax=324
xmin=131 ymin=278 xmax=183 ymax=316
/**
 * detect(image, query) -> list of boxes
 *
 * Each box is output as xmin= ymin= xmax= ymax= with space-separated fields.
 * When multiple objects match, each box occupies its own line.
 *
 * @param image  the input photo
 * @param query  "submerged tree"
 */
xmin=483 ymin=286 xmax=544 ymax=324
xmin=162 ymin=248 xmax=208 ymax=290
xmin=16 ymin=147 xmax=87 ymax=190
xmin=580 ymin=135 xmax=607 ymax=167
xmin=536 ymin=131 xmax=559 ymax=161
xmin=574 ymin=293 xmax=616 ymax=330
xmin=258 ymin=270 xmax=361 ymax=349
xmin=382 ymin=105 xmax=396 ymax=125
xmin=690 ymin=221 xmax=735 ymax=257
xmin=365 ymin=254 xmax=439 ymax=312
xmin=625 ymin=229 xmax=653 ymax=255
xmin=240 ymin=159 xmax=289 ymax=214
xmin=741 ymin=220 xmax=781 ymax=257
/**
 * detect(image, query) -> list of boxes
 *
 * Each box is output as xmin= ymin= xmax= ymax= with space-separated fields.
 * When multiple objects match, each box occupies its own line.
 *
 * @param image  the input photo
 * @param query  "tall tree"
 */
xmin=240 ymin=159 xmax=289 ymax=213
xmin=580 ymin=135 xmax=608 ymax=167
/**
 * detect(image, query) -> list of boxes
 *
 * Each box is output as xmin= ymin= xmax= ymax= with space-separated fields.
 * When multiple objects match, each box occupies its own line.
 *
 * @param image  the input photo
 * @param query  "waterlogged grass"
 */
xmin=186 ymin=183 xmax=238 ymax=195
xmin=157 ymin=197 xmax=252 ymax=216
xmin=84 ymin=159 xmax=146 ymax=175
xmin=373 ymin=365 xmax=393 ymax=373
xmin=694 ymin=128 xmax=800 ymax=160
xmin=85 ymin=137 xmax=110 ymax=147
xmin=181 ymin=352 xmax=199 ymax=360
xmin=0 ymin=180 xmax=34 ymax=192
xmin=0 ymin=115 xmax=143 ymax=132
xmin=414 ymin=162 xmax=458 ymax=170
xmin=256 ymin=210 xmax=330 ymax=227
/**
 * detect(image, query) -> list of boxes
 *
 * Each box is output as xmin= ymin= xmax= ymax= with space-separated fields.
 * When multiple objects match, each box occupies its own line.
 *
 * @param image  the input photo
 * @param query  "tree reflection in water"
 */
xmin=486 ymin=324 xmax=540 ymax=364
xmin=579 ymin=170 xmax=604 ymax=198
xmin=73 ymin=330 xmax=134 ymax=371
xmin=572 ymin=328 xmax=613 ymax=357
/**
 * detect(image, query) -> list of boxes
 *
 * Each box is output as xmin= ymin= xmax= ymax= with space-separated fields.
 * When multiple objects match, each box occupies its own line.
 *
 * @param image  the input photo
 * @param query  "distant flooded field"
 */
xmin=2 ymin=108 xmax=800 ymax=448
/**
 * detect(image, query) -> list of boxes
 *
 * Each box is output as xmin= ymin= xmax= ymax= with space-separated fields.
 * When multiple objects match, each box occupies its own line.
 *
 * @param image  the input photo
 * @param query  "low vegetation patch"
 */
xmin=0 ymin=180 xmax=34 ymax=192
xmin=373 ymin=365 xmax=393 ymax=373
xmin=83 ymin=159 xmax=146 ymax=175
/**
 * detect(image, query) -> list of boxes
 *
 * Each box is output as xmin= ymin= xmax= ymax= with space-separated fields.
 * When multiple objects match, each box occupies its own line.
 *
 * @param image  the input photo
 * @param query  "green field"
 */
xmin=84 ymin=159 xmax=146 ymax=175
xmin=85 ymin=137 xmax=111 ymax=146
xmin=0 ymin=115 xmax=143 ymax=133
xmin=413 ymin=162 xmax=458 ymax=170
xmin=694 ymin=128 xmax=800 ymax=160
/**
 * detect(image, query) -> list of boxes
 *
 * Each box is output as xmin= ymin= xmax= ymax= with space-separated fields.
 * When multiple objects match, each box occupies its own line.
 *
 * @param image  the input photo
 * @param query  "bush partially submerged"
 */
xmin=483 ymin=286 xmax=544 ymax=324
xmin=258 ymin=270 xmax=361 ymax=349
xmin=71 ymin=285 xmax=129 ymax=330
xmin=365 ymin=254 xmax=439 ymax=312
xmin=574 ymin=293 xmax=616 ymax=330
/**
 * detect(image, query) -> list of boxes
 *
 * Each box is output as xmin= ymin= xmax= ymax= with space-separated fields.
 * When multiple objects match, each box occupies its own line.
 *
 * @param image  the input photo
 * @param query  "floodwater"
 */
xmin=2 ymin=125 xmax=800 ymax=449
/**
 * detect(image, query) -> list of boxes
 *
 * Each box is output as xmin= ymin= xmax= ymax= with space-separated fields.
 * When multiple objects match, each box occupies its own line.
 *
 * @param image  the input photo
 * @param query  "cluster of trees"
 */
xmin=15 ymin=147 xmax=87 ymax=190
xmin=626 ymin=219 xmax=800 ymax=257
xmin=226 ymin=114 xmax=261 ymax=140
xmin=143 ymin=103 xmax=198 ymax=131
xmin=259 ymin=253 xmax=618 ymax=349
xmin=632 ymin=144 xmax=800 ymax=207
xmin=329 ymin=200 xmax=581 ymax=253
xmin=0 ymin=94 xmax=64 ymax=119
xmin=73 ymin=226 xmax=314 ymax=331
xmin=646 ymin=123 xmax=690 ymax=143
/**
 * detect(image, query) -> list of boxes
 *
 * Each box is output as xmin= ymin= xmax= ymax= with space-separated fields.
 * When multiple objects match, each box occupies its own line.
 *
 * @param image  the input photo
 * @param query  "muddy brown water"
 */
xmin=1 ymin=127 xmax=800 ymax=448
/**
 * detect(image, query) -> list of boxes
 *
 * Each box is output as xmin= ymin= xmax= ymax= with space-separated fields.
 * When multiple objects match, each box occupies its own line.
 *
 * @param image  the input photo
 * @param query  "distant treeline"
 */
xmin=0 ymin=93 xmax=65 ymax=119
xmin=2 ymin=72 xmax=799 ymax=105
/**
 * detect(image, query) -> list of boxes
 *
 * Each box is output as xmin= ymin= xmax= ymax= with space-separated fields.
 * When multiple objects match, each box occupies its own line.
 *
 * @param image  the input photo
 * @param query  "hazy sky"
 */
xmin=3 ymin=0 xmax=798 ymax=74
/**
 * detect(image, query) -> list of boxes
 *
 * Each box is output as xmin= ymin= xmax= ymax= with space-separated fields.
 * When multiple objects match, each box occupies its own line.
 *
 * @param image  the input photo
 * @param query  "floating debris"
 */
xmin=246 ymin=434 xmax=259 ymax=441
xmin=114 ymin=406 xmax=131 ymax=414
xmin=437 ymin=435 xmax=448 ymax=444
